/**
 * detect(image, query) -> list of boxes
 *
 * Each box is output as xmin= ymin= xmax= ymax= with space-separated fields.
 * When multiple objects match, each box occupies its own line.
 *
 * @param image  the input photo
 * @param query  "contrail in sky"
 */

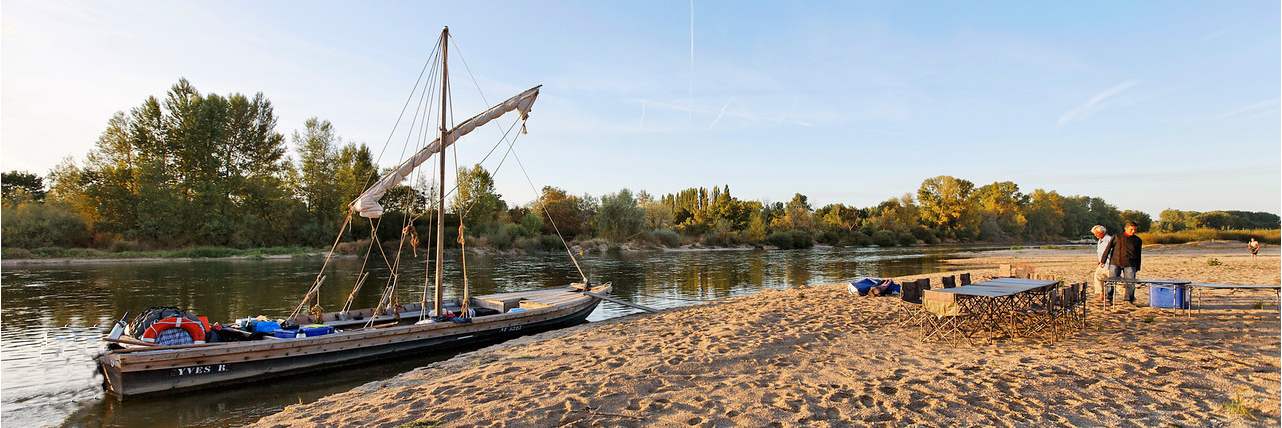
xmin=688 ymin=0 xmax=695 ymax=121
xmin=638 ymin=101 xmax=647 ymax=131
xmin=709 ymin=98 xmax=733 ymax=128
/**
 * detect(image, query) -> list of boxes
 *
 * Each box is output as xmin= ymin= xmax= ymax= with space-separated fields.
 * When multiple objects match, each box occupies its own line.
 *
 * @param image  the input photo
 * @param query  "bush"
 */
xmin=483 ymin=223 xmax=525 ymax=250
xmin=897 ymin=231 xmax=917 ymax=246
xmin=108 ymin=239 xmax=147 ymax=252
xmin=849 ymin=231 xmax=872 ymax=246
xmin=1 ymin=201 xmax=91 ymax=248
xmin=171 ymin=246 xmax=239 ymax=258
xmin=871 ymin=230 xmax=898 ymax=246
xmin=766 ymin=230 xmax=813 ymax=249
xmin=649 ymin=229 xmax=682 ymax=247
xmin=815 ymin=230 xmax=841 ymax=246
xmin=1139 ymin=228 xmax=1280 ymax=245
xmin=704 ymin=229 xmax=739 ymax=247
xmin=2 ymin=247 xmax=33 ymax=259
xmin=516 ymin=234 xmax=564 ymax=252
xmin=911 ymin=227 xmax=939 ymax=245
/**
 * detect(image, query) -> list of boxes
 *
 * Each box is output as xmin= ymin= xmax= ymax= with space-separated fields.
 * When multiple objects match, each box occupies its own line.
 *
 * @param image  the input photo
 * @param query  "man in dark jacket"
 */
xmin=1110 ymin=220 xmax=1143 ymax=304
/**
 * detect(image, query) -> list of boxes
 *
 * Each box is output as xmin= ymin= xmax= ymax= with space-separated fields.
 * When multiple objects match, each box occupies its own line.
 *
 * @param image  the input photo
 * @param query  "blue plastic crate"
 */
xmin=1149 ymin=284 xmax=1189 ymax=309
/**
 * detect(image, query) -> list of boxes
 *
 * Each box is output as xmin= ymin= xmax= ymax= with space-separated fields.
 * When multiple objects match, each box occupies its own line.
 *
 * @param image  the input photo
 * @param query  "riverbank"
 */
xmin=9 ymin=239 xmax=1268 ymax=268
xmin=254 ymin=250 xmax=1280 ymax=427
xmin=0 ymin=246 xmax=323 ymax=266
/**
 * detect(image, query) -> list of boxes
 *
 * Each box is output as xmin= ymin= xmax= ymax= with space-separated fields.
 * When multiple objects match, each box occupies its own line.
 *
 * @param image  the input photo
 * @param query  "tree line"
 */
xmin=2 ymin=79 xmax=1277 ymax=251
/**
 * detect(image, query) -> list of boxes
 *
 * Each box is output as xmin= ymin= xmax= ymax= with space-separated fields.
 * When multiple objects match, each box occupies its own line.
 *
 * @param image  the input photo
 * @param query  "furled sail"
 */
xmin=350 ymin=85 xmax=541 ymax=219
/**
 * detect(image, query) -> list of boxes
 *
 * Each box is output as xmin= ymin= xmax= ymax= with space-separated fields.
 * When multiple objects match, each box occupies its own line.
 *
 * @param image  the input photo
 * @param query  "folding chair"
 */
xmin=959 ymin=273 xmax=971 ymax=286
xmin=941 ymin=275 xmax=957 ymax=289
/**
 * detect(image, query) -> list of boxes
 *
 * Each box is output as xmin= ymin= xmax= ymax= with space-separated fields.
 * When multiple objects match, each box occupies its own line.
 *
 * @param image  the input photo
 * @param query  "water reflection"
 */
xmin=1 ymin=245 xmax=999 ymax=427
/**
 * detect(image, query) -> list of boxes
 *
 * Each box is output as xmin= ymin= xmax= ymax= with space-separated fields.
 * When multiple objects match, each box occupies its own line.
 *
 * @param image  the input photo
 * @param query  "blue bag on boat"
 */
xmin=251 ymin=320 xmax=281 ymax=334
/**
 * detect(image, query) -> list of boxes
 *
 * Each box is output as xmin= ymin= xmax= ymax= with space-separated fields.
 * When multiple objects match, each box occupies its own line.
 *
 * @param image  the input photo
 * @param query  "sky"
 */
xmin=3 ymin=1 xmax=1279 ymax=216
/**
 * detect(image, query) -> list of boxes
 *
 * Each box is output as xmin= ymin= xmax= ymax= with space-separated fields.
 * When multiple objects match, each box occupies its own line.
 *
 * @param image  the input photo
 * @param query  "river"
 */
xmin=1 ymin=245 xmax=1001 ymax=427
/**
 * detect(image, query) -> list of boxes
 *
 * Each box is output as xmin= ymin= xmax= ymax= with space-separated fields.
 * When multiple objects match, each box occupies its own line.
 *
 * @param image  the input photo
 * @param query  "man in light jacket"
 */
xmin=1089 ymin=225 xmax=1116 ymax=302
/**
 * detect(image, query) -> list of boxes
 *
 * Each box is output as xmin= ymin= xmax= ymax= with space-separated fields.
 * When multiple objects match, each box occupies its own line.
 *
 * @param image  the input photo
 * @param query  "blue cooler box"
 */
xmin=1149 ymin=284 xmax=1190 ymax=309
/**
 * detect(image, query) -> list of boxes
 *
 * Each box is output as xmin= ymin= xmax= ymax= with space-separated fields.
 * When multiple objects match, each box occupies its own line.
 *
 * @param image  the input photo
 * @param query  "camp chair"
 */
xmin=898 ymin=281 xmax=929 ymax=330
xmin=917 ymin=278 xmax=931 ymax=291
xmin=959 ymin=273 xmax=971 ymax=286
xmin=941 ymin=275 xmax=956 ymax=289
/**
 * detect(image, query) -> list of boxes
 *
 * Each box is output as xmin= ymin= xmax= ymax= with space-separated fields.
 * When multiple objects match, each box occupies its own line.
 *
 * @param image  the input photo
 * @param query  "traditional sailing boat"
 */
xmin=97 ymin=27 xmax=612 ymax=398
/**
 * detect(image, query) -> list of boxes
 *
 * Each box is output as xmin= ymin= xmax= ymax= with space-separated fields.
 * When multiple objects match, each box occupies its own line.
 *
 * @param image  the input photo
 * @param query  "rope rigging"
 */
xmin=304 ymin=29 xmax=594 ymax=327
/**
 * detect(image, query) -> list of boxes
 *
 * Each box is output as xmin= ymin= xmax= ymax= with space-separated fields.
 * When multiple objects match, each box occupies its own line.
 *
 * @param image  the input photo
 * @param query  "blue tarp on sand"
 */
xmin=848 ymin=277 xmax=900 ymax=296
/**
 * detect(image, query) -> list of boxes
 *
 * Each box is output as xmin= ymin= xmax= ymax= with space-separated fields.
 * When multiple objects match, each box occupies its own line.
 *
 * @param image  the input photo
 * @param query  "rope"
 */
xmin=452 ymin=34 xmax=587 ymax=284
xmin=340 ymin=217 xmax=381 ymax=315
xmin=291 ymin=214 xmax=352 ymax=322
xmin=359 ymin=32 xmax=443 ymax=197
xmin=512 ymin=149 xmax=588 ymax=282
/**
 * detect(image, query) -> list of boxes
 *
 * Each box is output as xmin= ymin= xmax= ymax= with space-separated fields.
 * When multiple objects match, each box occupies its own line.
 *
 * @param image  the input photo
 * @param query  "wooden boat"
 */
xmin=98 ymin=284 xmax=609 ymax=397
xmin=98 ymin=27 xmax=621 ymax=398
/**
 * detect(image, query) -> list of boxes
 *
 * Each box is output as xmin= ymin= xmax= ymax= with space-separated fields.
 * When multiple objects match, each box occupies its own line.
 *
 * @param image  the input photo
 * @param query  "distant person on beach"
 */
xmin=1110 ymin=220 xmax=1143 ymax=304
xmin=1090 ymin=225 xmax=1116 ymax=303
xmin=1248 ymin=238 xmax=1261 ymax=258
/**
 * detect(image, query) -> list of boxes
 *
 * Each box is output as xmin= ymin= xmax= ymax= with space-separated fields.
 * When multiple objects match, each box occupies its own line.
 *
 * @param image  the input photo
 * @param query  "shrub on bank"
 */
xmin=1139 ymin=228 xmax=1280 ymax=245
xmin=871 ymin=230 xmax=898 ymax=247
xmin=649 ymin=229 xmax=682 ymax=247
xmin=767 ymin=230 xmax=813 ymax=249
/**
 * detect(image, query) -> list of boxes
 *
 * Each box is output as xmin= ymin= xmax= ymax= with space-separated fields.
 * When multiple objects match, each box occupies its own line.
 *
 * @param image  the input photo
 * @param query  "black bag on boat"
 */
xmin=128 ymin=306 xmax=203 ymax=339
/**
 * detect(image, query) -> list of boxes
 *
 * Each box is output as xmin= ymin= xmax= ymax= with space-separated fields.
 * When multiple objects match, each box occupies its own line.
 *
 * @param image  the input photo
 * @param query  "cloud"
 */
xmin=1216 ymin=98 xmax=1280 ymax=120
xmin=1057 ymin=80 xmax=1139 ymax=127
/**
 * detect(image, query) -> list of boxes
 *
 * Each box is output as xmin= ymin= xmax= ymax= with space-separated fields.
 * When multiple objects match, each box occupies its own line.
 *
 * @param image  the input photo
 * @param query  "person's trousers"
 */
xmin=1091 ymin=265 xmax=1116 ymax=297
xmin=1108 ymin=265 xmax=1138 ymax=302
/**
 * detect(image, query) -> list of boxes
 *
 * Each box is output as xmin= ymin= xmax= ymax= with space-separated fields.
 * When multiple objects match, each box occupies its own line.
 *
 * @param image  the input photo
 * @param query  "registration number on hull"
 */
xmin=175 ymin=364 xmax=229 ymax=376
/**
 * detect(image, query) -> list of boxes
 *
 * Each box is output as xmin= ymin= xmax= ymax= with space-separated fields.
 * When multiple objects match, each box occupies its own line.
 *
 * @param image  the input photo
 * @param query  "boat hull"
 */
xmin=100 ymin=289 xmax=604 ymax=398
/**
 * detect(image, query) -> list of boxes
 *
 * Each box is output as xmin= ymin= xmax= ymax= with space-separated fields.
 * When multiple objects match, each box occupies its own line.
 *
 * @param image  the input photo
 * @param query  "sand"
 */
xmin=254 ymin=251 xmax=1280 ymax=427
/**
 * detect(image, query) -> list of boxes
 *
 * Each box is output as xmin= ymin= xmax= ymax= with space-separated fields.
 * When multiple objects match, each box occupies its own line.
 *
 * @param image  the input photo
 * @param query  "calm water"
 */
xmin=1 ymin=246 xmax=997 ymax=427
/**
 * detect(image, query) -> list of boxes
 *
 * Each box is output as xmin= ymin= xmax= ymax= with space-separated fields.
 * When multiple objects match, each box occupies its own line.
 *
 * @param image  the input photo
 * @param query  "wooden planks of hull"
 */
xmin=99 ymin=284 xmax=610 ymax=398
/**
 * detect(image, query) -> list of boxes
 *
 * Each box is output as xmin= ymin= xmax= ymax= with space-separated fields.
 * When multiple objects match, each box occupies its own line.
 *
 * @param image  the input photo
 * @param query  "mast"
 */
xmin=433 ymin=27 xmax=449 ymax=318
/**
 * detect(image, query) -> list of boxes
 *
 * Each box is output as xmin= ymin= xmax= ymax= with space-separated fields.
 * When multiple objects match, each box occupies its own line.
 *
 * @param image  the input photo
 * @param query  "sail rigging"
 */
xmin=350 ymin=85 xmax=541 ymax=219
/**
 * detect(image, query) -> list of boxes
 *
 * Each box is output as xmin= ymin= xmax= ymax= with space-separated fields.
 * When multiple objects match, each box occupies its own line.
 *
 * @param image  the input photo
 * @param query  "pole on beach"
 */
xmin=585 ymin=291 xmax=660 ymax=313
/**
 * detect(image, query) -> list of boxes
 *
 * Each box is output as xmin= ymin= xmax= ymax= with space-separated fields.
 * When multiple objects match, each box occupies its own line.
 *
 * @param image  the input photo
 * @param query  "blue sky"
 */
xmin=3 ymin=1 xmax=1279 ymax=215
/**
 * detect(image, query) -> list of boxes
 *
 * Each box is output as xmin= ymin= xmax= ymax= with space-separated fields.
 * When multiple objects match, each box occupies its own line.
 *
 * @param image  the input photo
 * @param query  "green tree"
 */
xmin=917 ymin=176 xmax=976 ymax=239
xmin=452 ymin=164 xmax=506 ymax=231
xmin=1119 ymin=210 xmax=1152 ymax=232
xmin=294 ymin=117 xmax=342 ymax=243
xmin=1023 ymin=189 xmax=1065 ymax=240
xmin=595 ymin=188 xmax=645 ymax=241
xmin=534 ymin=186 xmax=590 ymax=239
xmin=2 ymin=171 xmax=46 ymax=202
xmin=971 ymin=181 xmax=1027 ymax=240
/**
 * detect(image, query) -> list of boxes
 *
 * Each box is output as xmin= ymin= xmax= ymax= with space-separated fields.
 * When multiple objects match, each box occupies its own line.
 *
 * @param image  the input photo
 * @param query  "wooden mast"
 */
xmin=433 ymin=27 xmax=449 ymax=318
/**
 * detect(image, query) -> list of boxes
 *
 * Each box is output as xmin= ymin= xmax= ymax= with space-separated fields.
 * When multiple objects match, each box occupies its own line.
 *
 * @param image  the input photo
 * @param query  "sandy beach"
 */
xmin=254 ymin=248 xmax=1280 ymax=427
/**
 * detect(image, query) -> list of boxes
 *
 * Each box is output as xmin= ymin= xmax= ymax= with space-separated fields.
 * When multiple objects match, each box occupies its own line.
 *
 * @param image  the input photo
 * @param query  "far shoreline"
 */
xmin=2 ymin=239 xmax=1269 ymax=268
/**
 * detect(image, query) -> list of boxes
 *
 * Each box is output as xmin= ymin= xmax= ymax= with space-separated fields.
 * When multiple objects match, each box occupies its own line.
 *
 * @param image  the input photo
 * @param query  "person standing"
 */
xmin=1248 ymin=238 xmax=1261 ymax=258
xmin=1110 ymin=220 xmax=1143 ymax=304
xmin=1089 ymin=225 xmax=1116 ymax=303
